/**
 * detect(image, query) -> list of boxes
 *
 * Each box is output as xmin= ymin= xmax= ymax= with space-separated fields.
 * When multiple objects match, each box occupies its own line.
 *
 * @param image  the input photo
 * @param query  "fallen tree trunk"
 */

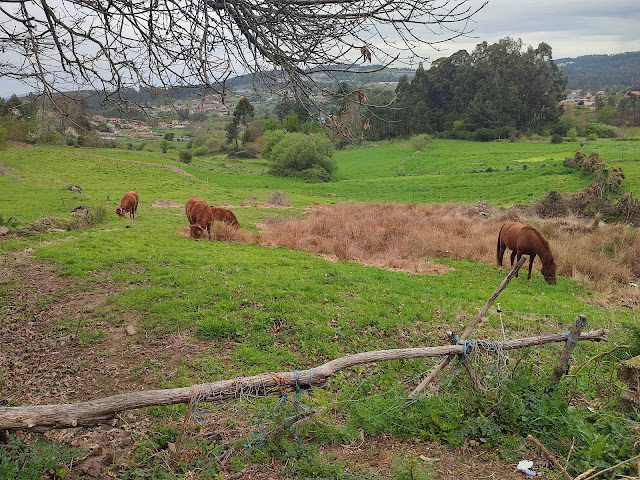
xmin=0 ymin=329 xmax=606 ymax=432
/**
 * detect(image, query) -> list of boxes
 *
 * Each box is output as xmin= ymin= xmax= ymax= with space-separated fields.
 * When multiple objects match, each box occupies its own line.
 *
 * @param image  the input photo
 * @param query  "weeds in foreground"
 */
xmin=0 ymin=214 xmax=20 ymax=229
xmin=0 ymin=434 xmax=84 ymax=479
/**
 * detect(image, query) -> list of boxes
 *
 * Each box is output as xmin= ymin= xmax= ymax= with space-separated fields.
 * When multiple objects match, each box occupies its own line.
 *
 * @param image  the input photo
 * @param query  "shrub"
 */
xmin=260 ymin=130 xmax=285 ymax=158
xmin=266 ymin=132 xmax=336 ymax=182
xmin=265 ymin=191 xmax=291 ymax=207
xmin=179 ymin=149 xmax=193 ymax=163
xmin=192 ymin=146 xmax=208 ymax=157
xmin=473 ymin=128 xmax=497 ymax=142
xmin=410 ymin=134 xmax=432 ymax=151
xmin=550 ymin=134 xmax=563 ymax=144
xmin=587 ymin=120 xmax=617 ymax=138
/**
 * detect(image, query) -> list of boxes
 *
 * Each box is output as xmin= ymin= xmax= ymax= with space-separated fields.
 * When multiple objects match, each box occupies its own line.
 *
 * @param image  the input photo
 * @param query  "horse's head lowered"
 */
xmin=541 ymin=258 xmax=557 ymax=285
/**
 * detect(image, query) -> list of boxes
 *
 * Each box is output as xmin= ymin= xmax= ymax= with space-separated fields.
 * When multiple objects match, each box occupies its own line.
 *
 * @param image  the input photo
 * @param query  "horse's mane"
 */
xmin=524 ymin=225 xmax=552 ymax=253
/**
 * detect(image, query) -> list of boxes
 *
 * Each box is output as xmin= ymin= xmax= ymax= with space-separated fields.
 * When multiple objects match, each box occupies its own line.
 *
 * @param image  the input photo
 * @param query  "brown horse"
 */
xmin=497 ymin=222 xmax=557 ymax=284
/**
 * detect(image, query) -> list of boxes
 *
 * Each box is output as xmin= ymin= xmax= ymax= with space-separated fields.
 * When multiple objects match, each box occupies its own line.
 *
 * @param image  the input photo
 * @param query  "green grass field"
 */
xmin=1 ymin=138 xmax=639 ymax=478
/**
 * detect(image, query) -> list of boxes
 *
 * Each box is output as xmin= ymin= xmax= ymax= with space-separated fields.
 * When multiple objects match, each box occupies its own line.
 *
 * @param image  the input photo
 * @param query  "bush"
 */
xmin=260 ymin=130 xmax=285 ymax=158
xmin=410 ymin=134 xmax=432 ymax=152
xmin=266 ymin=132 xmax=336 ymax=182
xmin=192 ymin=146 xmax=208 ymax=157
xmin=473 ymin=128 xmax=497 ymax=142
xmin=265 ymin=191 xmax=291 ymax=207
xmin=440 ymin=129 xmax=472 ymax=140
xmin=227 ymin=150 xmax=258 ymax=159
xmin=550 ymin=134 xmax=564 ymax=144
xmin=179 ymin=149 xmax=193 ymax=163
xmin=587 ymin=121 xmax=617 ymax=138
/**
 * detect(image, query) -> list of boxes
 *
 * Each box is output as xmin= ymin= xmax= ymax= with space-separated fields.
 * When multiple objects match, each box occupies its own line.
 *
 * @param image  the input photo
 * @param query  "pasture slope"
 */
xmin=0 ymin=138 xmax=639 ymax=479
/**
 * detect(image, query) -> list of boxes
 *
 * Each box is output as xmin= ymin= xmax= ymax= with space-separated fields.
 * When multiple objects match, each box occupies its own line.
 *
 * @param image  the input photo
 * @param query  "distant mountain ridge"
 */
xmin=556 ymin=51 xmax=640 ymax=91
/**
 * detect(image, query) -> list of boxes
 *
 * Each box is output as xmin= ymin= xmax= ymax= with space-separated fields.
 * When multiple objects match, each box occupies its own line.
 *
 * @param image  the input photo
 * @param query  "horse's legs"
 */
xmin=528 ymin=254 xmax=536 ymax=280
xmin=511 ymin=251 xmax=518 ymax=277
xmin=498 ymin=244 xmax=506 ymax=271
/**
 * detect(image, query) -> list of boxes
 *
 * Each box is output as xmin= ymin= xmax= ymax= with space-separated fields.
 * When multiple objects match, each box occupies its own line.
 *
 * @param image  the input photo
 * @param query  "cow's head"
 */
xmin=115 ymin=207 xmax=125 ymax=219
xmin=190 ymin=224 xmax=205 ymax=240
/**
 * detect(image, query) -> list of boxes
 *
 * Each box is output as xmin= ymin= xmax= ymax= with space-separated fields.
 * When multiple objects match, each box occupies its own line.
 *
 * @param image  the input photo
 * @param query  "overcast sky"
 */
xmin=1 ymin=0 xmax=639 ymax=99
xmin=440 ymin=0 xmax=640 ymax=61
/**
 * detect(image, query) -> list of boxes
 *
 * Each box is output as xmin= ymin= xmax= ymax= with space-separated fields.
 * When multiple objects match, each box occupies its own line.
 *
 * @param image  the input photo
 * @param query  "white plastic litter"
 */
xmin=516 ymin=460 xmax=536 ymax=476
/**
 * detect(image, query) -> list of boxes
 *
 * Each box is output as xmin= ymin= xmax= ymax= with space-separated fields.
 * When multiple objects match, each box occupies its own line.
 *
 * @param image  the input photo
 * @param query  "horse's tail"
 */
xmin=496 ymin=223 xmax=506 ymax=265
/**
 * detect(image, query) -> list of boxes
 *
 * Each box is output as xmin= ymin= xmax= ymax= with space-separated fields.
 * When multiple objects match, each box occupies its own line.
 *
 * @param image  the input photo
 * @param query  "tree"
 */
xmin=233 ymin=97 xmax=255 ymax=128
xmin=0 ymin=0 xmax=485 ymax=118
xmin=388 ymin=37 xmax=567 ymax=135
xmin=283 ymin=113 xmax=300 ymax=133
xmin=226 ymin=119 xmax=240 ymax=147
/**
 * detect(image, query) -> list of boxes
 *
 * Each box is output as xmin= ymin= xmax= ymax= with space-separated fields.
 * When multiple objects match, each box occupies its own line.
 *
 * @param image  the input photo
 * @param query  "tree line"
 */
xmin=360 ymin=38 xmax=568 ymax=141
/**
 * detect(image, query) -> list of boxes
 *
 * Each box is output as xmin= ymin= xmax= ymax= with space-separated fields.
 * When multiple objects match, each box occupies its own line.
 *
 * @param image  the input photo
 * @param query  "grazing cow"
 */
xmin=497 ymin=221 xmax=557 ymax=284
xmin=115 ymin=191 xmax=138 ymax=219
xmin=185 ymin=197 xmax=213 ymax=240
xmin=209 ymin=206 xmax=240 ymax=228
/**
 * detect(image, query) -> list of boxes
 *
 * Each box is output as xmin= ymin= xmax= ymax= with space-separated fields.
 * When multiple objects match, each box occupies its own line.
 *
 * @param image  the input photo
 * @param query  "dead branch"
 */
xmin=0 ymin=0 xmax=487 ymax=112
xmin=569 ymin=344 xmax=631 ymax=380
xmin=526 ymin=435 xmax=572 ymax=480
xmin=0 ymin=328 xmax=606 ymax=432
xmin=410 ymin=255 xmax=528 ymax=397
xmin=578 ymin=454 xmax=640 ymax=480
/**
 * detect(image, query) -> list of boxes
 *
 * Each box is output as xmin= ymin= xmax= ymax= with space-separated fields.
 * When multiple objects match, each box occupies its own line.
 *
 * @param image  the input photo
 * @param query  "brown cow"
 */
xmin=115 ymin=191 xmax=138 ymax=219
xmin=497 ymin=221 xmax=557 ymax=284
xmin=209 ymin=206 xmax=240 ymax=228
xmin=185 ymin=197 xmax=213 ymax=240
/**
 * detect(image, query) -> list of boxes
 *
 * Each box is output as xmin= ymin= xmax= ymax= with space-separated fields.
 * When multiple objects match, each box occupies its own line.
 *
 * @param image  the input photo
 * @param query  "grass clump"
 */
xmin=0 ymin=435 xmax=85 ymax=479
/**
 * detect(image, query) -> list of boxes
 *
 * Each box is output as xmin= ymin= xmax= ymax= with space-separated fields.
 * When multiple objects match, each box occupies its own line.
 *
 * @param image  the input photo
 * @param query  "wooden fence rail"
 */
xmin=0 ymin=328 xmax=606 ymax=432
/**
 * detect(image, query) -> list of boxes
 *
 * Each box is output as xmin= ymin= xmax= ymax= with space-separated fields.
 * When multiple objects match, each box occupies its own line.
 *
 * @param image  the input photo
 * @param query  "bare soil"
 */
xmin=0 ymin=250 xmax=529 ymax=478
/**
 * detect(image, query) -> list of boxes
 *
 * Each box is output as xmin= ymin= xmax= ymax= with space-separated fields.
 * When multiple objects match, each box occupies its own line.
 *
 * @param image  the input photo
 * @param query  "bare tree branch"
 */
xmin=0 ymin=0 xmax=487 ymax=112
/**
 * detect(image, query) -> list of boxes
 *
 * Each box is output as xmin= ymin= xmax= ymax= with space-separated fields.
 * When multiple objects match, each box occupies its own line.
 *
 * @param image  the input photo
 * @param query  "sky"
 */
xmin=1 ymin=0 xmax=639 ymax=99
xmin=440 ymin=0 xmax=640 ymax=61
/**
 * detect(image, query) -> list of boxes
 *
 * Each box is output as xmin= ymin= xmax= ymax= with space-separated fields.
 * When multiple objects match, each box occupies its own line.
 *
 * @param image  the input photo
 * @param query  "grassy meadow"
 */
xmin=1 ymin=138 xmax=640 ymax=478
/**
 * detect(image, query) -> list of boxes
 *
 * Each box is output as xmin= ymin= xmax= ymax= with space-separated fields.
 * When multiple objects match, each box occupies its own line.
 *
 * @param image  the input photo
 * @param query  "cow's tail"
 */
xmin=496 ymin=223 xmax=506 ymax=266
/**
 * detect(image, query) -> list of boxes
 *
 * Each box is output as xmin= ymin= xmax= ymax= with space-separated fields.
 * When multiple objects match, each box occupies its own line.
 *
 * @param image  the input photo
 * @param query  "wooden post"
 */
xmin=410 ymin=255 xmax=528 ymax=398
xmin=447 ymin=331 xmax=488 ymax=393
xmin=549 ymin=315 xmax=588 ymax=385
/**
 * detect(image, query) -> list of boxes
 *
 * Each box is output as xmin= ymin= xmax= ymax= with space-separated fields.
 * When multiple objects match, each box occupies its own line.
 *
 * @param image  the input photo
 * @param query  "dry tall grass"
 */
xmin=192 ymin=202 xmax=640 ymax=302
xmin=251 ymin=202 xmax=640 ymax=302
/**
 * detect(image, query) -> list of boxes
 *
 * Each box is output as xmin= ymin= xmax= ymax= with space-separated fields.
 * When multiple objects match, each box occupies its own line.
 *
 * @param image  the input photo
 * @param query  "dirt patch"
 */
xmin=8 ymin=141 xmax=34 ymax=148
xmin=0 ymin=161 xmax=22 ymax=180
xmin=152 ymin=199 xmax=183 ymax=208
xmin=0 ymin=250 xmax=220 ymax=477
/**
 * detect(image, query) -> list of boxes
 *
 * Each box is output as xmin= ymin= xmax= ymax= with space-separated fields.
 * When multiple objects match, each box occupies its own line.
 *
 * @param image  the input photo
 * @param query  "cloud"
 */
xmin=448 ymin=0 xmax=640 ymax=58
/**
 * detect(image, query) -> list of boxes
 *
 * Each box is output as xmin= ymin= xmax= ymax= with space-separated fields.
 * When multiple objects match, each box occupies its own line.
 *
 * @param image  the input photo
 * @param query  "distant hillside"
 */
xmin=556 ymin=51 xmax=640 ymax=91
